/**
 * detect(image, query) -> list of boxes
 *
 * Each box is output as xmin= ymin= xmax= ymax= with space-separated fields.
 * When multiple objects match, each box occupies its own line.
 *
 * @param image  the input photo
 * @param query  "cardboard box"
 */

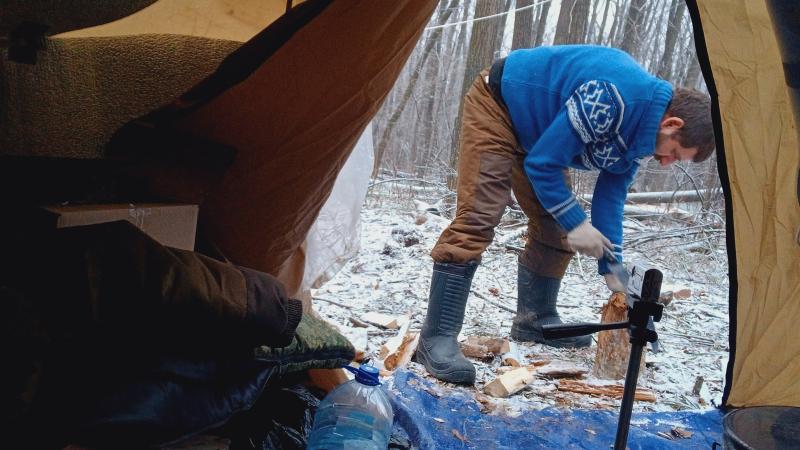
xmin=41 ymin=203 xmax=198 ymax=250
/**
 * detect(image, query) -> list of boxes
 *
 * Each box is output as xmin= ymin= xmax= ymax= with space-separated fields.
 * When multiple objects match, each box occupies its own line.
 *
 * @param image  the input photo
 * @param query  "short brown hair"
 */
xmin=666 ymin=87 xmax=716 ymax=162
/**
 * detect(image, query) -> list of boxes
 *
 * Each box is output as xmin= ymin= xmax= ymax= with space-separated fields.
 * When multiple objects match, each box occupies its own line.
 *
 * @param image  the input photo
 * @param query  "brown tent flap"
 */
xmin=121 ymin=0 xmax=438 ymax=295
xmin=695 ymin=0 xmax=800 ymax=407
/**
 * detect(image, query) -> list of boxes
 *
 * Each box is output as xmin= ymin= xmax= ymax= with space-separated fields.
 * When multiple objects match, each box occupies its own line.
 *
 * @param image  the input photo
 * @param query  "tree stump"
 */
xmin=592 ymin=292 xmax=646 ymax=380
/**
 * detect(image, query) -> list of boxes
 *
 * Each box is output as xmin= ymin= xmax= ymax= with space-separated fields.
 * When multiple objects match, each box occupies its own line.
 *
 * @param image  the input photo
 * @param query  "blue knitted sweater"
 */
xmin=500 ymin=45 xmax=672 ymax=274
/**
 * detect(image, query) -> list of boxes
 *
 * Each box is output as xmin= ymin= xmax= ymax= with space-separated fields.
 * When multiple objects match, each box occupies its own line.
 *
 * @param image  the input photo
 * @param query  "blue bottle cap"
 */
xmin=343 ymin=364 xmax=381 ymax=386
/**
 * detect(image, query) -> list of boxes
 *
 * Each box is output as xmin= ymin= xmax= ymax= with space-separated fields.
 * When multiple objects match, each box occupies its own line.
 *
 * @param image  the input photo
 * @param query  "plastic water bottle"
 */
xmin=306 ymin=364 xmax=394 ymax=450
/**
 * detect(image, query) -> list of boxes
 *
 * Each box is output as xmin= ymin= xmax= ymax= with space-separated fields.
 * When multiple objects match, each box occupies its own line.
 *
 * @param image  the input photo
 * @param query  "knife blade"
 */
xmin=603 ymin=248 xmax=629 ymax=291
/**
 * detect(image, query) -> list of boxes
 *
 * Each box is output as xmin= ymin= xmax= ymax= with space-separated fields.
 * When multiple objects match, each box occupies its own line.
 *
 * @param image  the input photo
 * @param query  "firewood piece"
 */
xmin=501 ymin=342 xmax=522 ymax=367
xmin=379 ymin=320 xmax=411 ymax=359
xmin=659 ymin=283 xmax=692 ymax=306
xmin=593 ymin=292 xmax=646 ymax=380
xmin=383 ymin=329 xmax=419 ymax=372
xmin=483 ymin=367 xmax=534 ymax=398
xmin=536 ymin=361 xmax=588 ymax=378
xmin=362 ymin=311 xmax=406 ymax=329
xmin=466 ymin=336 xmax=511 ymax=354
xmin=460 ymin=342 xmax=494 ymax=361
xmin=557 ymin=379 xmax=657 ymax=402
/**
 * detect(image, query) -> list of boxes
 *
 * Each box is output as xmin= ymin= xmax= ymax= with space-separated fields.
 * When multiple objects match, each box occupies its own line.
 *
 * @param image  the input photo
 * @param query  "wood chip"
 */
xmin=460 ymin=342 xmax=494 ymax=361
xmin=466 ymin=336 xmax=511 ymax=354
xmin=692 ymin=376 xmax=705 ymax=396
xmin=557 ymin=380 xmax=657 ymax=402
xmin=451 ymin=429 xmax=469 ymax=443
xmin=671 ymin=427 xmax=693 ymax=439
xmin=483 ymin=367 xmax=534 ymax=398
xmin=657 ymin=431 xmax=675 ymax=440
xmin=501 ymin=341 xmax=522 ymax=367
xmin=473 ymin=392 xmax=496 ymax=413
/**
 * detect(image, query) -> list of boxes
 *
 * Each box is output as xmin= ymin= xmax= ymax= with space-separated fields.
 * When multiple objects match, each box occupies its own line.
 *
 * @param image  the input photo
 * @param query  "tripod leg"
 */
xmin=614 ymin=343 xmax=645 ymax=450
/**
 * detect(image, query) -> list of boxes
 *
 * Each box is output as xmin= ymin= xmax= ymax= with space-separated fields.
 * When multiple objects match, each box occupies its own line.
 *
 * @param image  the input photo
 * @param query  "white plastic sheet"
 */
xmin=302 ymin=122 xmax=374 ymax=290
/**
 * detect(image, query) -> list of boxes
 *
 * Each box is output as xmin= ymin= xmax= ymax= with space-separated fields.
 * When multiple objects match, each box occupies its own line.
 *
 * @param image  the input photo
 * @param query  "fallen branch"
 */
xmin=471 ymin=290 xmax=515 ymax=313
xmin=313 ymin=297 xmax=351 ymax=309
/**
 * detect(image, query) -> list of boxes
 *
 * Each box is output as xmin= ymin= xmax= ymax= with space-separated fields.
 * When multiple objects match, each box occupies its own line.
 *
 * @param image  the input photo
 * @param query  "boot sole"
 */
xmin=413 ymin=346 xmax=475 ymax=385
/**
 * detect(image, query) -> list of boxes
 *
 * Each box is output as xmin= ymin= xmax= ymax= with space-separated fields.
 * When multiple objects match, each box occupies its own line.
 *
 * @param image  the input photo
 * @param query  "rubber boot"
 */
xmin=414 ymin=261 xmax=478 ymax=384
xmin=511 ymin=263 xmax=591 ymax=348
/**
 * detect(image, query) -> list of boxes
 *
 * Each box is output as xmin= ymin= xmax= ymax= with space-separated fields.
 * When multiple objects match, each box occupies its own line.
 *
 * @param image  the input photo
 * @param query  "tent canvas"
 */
xmin=2 ymin=0 xmax=800 ymax=446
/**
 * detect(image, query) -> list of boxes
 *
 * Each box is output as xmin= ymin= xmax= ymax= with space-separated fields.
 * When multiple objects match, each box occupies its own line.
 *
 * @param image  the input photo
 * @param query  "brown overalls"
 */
xmin=430 ymin=68 xmax=575 ymax=279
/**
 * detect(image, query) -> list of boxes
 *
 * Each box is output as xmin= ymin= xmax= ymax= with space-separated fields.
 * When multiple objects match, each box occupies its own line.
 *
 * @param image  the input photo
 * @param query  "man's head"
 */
xmin=653 ymin=87 xmax=715 ymax=167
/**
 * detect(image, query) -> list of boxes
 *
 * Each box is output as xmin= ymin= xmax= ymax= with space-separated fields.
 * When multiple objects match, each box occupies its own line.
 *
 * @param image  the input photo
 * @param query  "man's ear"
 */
xmin=659 ymin=116 xmax=685 ymax=130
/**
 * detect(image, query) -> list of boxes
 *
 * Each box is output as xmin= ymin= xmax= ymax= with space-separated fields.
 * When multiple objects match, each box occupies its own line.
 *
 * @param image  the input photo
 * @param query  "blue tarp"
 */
xmin=388 ymin=370 xmax=723 ymax=449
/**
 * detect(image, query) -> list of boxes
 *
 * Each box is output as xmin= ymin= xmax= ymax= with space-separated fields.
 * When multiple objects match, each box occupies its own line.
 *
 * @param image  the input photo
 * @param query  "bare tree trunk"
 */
xmin=553 ymin=0 xmax=577 ymax=45
xmin=532 ymin=0 xmax=551 ymax=47
xmin=619 ymin=0 xmax=647 ymax=55
xmin=608 ymin=0 xmax=626 ymax=46
xmin=598 ymin=0 xmax=612 ymax=43
xmin=684 ymin=50 xmax=702 ymax=89
xmin=657 ymin=0 xmax=684 ymax=80
xmin=512 ymin=0 xmax=534 ymax=50
xmin=372 ymin=0 xmax=460 ymax=177
xmin=448 ymin=0 xmax=507 ymax=189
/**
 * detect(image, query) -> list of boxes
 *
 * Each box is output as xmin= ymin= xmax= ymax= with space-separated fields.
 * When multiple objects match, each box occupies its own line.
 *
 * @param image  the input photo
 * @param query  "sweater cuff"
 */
xmin=597 ymin=244 xmax=623 ymax=275
xmin=554 ymin=202 xmax=588 ymax=232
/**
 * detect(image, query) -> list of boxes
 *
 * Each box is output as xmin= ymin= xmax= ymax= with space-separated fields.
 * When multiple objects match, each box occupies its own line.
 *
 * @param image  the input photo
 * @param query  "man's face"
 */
xmin=653 ymin=117 xmax=698 ymax=167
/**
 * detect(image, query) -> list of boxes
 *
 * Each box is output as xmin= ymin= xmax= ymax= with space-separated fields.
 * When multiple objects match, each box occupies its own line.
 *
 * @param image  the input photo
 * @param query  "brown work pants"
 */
xmin=430 ymin=71 xmax=574 ymax=279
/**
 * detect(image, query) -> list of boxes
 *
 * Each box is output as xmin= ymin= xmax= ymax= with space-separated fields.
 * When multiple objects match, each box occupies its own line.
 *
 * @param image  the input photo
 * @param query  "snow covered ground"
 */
xmin=312 ymin=183 xmax=730 ymax=415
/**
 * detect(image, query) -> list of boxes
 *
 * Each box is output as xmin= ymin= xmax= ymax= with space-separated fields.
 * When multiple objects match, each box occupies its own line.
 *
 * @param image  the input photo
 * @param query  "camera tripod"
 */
xmin=542 ymin=264 xmax=664 ymax=450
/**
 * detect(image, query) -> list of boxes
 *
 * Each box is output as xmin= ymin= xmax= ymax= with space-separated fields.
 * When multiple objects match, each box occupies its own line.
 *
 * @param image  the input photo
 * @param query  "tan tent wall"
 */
xmin=696 ymin=0 xmax=800 ymax=407
xmin=1 ymin=35 xmax=240 ymax=158
xmin=140 ymin=0 xmax=438 ymax=296
xmin=58 ymin=0 xmax=301 ymax=42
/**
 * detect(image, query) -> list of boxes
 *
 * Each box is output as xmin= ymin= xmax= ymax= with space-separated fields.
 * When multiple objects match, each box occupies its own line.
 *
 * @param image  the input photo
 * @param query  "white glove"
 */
xmin=604 ymin=273 xmax=626 ymax=293
xmin=566 ymin=220 xmax=613 ymax=258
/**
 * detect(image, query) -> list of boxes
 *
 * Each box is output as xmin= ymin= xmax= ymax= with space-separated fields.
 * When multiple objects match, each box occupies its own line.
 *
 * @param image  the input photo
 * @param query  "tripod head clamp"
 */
xmin=541 ymin=263 xmax=664 ymax=342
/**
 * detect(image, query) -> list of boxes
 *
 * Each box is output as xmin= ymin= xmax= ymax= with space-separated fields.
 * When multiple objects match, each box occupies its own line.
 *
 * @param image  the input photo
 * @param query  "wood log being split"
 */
xmin=557 ymin=379 xmax=657 ymax=402
xmin=483 ymin=367 xmax=534 ymax=398
xmin=593 ymin=292 xmax=646 ymax=380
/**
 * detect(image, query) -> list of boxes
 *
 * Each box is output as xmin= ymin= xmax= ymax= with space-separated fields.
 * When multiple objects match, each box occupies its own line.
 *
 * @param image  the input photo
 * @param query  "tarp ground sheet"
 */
xmin=388 ymin=370 xmax=723 ymax=449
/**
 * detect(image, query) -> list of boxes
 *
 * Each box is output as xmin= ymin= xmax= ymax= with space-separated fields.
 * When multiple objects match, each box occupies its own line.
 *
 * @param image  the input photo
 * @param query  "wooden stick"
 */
xmin=557 ymin=379 xmax=657 ymax=403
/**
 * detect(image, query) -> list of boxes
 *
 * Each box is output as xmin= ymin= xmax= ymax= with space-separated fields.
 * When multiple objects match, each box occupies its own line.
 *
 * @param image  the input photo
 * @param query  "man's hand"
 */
xmin=604 ymin=273 xmax=626 ymax=293
xmin=566 ymin=220 xmax=613 ymax=258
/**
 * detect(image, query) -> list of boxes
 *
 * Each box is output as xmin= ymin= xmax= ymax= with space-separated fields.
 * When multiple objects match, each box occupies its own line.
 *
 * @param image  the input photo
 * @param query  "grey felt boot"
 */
xmin=511 ymin=263 xmax=591 ymax=348
xmin=414 ymin=261 xmax=478 ymax=385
